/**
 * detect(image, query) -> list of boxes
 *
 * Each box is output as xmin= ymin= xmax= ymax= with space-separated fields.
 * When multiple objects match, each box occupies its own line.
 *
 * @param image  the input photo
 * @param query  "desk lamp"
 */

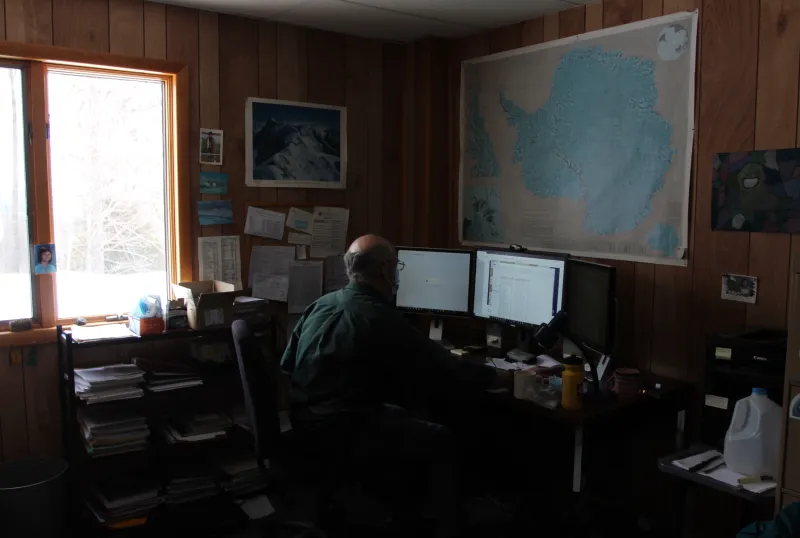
xmin=534 ymin=310 xmax=601 ymax=393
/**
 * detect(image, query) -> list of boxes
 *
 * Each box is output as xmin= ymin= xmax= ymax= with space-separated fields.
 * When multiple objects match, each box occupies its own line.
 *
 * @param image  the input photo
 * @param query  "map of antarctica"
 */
xmin=460 ymin=12 xmax=696 ymax=264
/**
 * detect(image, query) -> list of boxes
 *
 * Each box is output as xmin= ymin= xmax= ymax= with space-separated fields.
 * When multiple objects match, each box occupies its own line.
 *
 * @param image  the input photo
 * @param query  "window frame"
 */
xmin=0 ymin=42 xmax=192 ymax=334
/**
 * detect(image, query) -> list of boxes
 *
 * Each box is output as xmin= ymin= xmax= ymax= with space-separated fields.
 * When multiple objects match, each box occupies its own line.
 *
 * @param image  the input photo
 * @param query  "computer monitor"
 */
xmin=472 ymin=249 xmax=566 ymax=327
xmin=395 ymin=247 xmax=473 ymax=316
xmin=564 ymin=259 xmax=616 ymax=354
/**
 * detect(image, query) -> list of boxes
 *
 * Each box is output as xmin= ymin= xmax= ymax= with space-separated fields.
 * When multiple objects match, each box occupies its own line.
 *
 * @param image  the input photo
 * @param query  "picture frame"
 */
xmin=245 ymin=97 xmax=347 ymax=189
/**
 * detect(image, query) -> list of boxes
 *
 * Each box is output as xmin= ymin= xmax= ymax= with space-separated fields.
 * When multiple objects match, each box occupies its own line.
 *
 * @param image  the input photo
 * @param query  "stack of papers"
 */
xmin=672 ymin=450 xmax=777 ymax=494
xmin=165 ymin=464 xmax=220 ymax=504
xmin=700 ymin=466 xmax=777 ymax=494
xmin=672 ymin=449 xmax=722 ymax=471
xmin=74 ymin=364 xmax=144 ymax=404
xmin=86 ymin=478 xmax=162 ymax=524
xmin=164 ymin=413 xmax=231 ymax=443
xmin=133 ymin=357 xmax=203 ymax=393
xmin=232 ymin=296 xmax=268 ymax=322
xmin=70 ymin=324 xmax=137 ymax=343
xmin=79 ymin=408 xmax=149 ymax=457
xmin=218 ymin=454 xmax=268 ymax=497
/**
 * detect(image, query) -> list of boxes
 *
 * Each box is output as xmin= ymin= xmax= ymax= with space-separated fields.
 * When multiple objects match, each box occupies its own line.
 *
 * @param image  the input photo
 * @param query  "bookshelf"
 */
xmin=56 ymin=325 xmax=265 ymax=534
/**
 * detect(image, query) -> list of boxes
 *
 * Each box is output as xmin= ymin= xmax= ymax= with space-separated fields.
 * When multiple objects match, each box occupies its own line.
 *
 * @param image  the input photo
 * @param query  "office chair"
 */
xmin=231 ymin=318 xmax=325 ymax=538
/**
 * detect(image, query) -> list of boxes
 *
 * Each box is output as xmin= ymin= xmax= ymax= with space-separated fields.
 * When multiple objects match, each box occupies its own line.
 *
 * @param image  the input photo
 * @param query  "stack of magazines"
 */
xmin=133 ymin=357 xmax=203 ymax=392
xmin=79 ymin=408 xmax=150 ymax=457
xmin=86 ymin=477 xmax=162 ymax=525
xmin=164 ymin=413 xmax=231 ymax=443
xmin=74 ymin=364 xmax=144 ymax=404
xmin=165 ymin=464 xmax=220 ymax=504
xmin=218 ymin=454 xmax=267 ymax=497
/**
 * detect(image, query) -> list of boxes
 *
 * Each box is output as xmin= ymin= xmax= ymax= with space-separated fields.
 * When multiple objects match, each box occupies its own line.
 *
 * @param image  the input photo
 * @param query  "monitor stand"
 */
xmin=429 ymin=319 xmax=453 ymax=350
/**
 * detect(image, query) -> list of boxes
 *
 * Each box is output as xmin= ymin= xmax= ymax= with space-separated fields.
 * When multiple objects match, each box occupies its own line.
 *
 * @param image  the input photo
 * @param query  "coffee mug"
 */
xmin=607 ymin=367 xmax=641 ymax=397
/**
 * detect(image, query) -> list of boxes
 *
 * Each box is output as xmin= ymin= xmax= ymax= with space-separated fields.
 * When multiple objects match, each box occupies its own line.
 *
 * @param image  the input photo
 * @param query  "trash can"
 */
xmin=0 ymin=458 xmax=68 ymax=537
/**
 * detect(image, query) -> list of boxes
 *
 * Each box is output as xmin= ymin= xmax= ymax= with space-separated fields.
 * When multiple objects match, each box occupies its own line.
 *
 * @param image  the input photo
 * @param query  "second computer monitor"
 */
xmin=395 ymin=248 xmax=473 ymax=315
xmin=565 ymin=259 xmax=616 ymax=354
xmin=473 ymin=249 xmax=566 ymax=327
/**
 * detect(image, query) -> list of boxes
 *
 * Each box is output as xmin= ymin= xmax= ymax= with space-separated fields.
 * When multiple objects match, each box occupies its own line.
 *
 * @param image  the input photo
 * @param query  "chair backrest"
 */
xmin=231 ymin=319 xmax=281 ymax=462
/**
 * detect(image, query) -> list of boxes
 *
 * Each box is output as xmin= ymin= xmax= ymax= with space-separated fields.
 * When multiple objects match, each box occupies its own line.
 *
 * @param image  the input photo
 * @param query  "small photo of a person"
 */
xmin=34 ymin=245 xmax=56 ymax=274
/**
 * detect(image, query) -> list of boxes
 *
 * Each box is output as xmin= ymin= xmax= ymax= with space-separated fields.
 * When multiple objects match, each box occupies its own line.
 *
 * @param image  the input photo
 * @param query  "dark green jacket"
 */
xmin=281 ymin=282 xmax=495 ymax=416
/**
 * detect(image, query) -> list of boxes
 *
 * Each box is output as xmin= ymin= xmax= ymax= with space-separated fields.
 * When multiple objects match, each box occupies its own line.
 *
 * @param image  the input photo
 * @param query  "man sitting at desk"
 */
xmin=281 ymin=234 xmax=505 ymax=537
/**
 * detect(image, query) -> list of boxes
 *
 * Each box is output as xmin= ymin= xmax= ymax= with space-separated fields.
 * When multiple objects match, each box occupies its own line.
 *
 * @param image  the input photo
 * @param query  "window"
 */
xmin=0 ymin=43 xmax=191 ymax=331
xmin=48 ymin=69 xmax=169 ymax=318
xmin=0 ymin=64 xmax=32 ymax=322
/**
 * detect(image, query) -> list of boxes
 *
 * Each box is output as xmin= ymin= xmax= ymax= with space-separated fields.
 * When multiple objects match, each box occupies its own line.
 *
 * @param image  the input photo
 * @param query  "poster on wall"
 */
xmin=459 ymin=11 xmax=698 ymax=265
xmin=245 ymin=98 xmax=347 ymax=189
xmin=712 ymin=148 xmax=800 ymax=233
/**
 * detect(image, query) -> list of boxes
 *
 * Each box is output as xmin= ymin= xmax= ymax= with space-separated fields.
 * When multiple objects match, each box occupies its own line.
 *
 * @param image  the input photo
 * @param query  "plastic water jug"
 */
xmin=723 ymin=388 xmax=782 ymax=477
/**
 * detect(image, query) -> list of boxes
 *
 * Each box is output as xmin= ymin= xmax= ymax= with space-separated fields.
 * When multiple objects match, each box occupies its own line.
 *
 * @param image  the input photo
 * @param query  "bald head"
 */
xmin=344 ymin=235 xmax=397 ymax=298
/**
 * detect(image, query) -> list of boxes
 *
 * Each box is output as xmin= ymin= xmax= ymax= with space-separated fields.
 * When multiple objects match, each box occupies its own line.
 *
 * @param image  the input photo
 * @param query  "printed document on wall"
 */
xmin=244 ymin=207 xmax=286 ymax=240
xmin=248 ymin=245 xmax=295 ymax=287
xmin=311 ymin=207 xmax=349 ymax=258
xmin=288 ymin=261 xmax=323 ymax=314
xmin=324 ymin=255 xmax=349 ymax=293
xmin=286 ymin=207 xmax=314 ymax=234
xmin=252 ymin=274 xmax=289 ymax=302
xmin=198 ymin=236 xmax=242 ymax=289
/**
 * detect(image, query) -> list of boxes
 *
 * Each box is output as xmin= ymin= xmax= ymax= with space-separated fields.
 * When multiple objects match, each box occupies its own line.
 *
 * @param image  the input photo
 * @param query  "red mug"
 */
xmin=607 ymin=368 xmax=641 ymax=398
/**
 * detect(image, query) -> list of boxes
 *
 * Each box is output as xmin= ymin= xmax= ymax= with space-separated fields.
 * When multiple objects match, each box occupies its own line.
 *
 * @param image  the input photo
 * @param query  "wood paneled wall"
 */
xmin=426 ymin=0 xmax=800 ymax=387
xmin=0 ymin=0 xmax=402 ymax=461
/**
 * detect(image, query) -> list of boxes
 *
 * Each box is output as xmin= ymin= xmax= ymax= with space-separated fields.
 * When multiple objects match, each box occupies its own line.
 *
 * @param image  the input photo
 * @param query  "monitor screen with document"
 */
xmin=472 ymin=249 xmax=566 ymax=327
xmin=395 ymin=248 xmax=473 ymax=316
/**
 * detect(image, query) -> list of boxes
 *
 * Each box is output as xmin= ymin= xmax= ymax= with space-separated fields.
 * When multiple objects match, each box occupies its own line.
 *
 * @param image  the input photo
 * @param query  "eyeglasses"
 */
xmin=396 ymin=260 xmax=405 ymax=271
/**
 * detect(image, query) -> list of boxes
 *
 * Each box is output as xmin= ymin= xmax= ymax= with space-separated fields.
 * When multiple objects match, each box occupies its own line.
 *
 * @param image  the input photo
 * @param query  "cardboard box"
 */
xmin=172 ymin=281 xmax=243 ymax=330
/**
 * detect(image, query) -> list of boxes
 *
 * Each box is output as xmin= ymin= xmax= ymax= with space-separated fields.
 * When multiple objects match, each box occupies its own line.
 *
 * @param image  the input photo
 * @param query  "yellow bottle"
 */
xmin=561 ymin=356 xmax=584 ymax=411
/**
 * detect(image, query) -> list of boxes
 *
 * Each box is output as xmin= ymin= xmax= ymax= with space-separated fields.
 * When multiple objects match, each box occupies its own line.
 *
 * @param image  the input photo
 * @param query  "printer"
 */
xmin=702 ymin=329 xmax=786 ymax=447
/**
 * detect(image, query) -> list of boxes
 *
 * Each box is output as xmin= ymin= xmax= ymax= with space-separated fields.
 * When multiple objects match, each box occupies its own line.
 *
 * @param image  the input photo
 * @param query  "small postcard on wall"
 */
xmin=200 ymin=172 xmax=228 ymax=194
xmin=721 ymin=274 xmax=758 ymax=304
xmin=200 ymin=128 xmax=224 ymax=165
xmin=198 ymin=200 xmax=234 ymax=226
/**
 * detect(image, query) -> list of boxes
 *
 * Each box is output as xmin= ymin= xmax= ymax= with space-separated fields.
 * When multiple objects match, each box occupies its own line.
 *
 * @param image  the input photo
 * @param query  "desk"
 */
xmin=657 ymin=446 xmax=775 ymax=505
xmin=658 ymin=445 xmax=774 ymax=537
xmin=482 ymin=367 xmax=691 ymax=493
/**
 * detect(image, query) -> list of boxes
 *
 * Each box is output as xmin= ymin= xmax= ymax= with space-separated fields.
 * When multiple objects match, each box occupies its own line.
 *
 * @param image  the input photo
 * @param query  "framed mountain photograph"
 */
xmin=245 ymin=97 xmax=347 ymax=189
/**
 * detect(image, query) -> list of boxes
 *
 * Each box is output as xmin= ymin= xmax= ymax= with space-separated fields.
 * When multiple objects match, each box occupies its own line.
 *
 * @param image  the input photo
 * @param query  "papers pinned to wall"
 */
xmin=286 ymin=207 xmax=314 ymax=234
xmin=198 ymin=236 xmax=242 ymax=289
xmin=288 ymin=261 xmax=324 ymax=314
xmin=311 ymin=207 xmax=349 ymax=258
xmin=248 ymin=245 xmax=294 ymax=287
xmin=244 ymin=207 xmax=286 ymax=240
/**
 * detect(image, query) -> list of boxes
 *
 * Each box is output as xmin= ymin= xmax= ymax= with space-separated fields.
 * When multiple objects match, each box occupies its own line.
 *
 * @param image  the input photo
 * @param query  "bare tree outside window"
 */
xmin=48 ymin=70 xmax=169 ymax=318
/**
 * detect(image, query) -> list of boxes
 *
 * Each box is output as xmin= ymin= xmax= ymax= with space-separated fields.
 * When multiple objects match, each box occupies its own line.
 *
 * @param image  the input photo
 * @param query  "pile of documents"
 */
xmin=79 ymin=408 xmax=150 ymax=457
xmin=133 ymin=357 xmax=203 ymax=392
xmin=164 ymin=413 xmax=231 ymax=443
xmin=218 ymin=454 xmax=268 ymax=497
xmin=232 ymin=296 xmax=268 ymax=322
xmin=672 ymin=450 xmax=777 ymax=494
xmin=86 ymin=478 xmax=162 ymax=524
xmin=74 ymin=364 xmax=144 ymax=404
xmin=165 ymin=464 xmax=220 ymax=504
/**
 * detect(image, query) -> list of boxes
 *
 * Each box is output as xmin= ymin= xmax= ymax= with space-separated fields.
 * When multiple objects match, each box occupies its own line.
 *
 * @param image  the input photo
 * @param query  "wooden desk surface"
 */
xmin=467 ymin=353 xmax=692 ymax=426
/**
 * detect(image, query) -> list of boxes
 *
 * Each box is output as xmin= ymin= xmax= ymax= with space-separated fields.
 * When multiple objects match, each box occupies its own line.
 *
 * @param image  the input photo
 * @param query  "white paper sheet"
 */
xmin=198 ymin=236 xmax=242 ymax=289
xmin=248 ymin=245 xmax=295 ymax=287
xmin=244 ymin=207 xmax=286 ymax=240
xmin=296 ymin=245 xmax=307 ymax=260
xmin=287 ymin=232 xmax=312 ymax=245
xmin=310 ymin=207 xmax=349 ymax=258
xmin=286 ymin=207 xmax=314 ymax=234
xmin=288 ymin=261 xmax=323 ymax=314
xmin=700 ymin=466 xmax=777 ymax=494
xmin=252 ymin=273 xmax=289 ymax=302
xmin=324 ymin=255 xmax=349 ymax=293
